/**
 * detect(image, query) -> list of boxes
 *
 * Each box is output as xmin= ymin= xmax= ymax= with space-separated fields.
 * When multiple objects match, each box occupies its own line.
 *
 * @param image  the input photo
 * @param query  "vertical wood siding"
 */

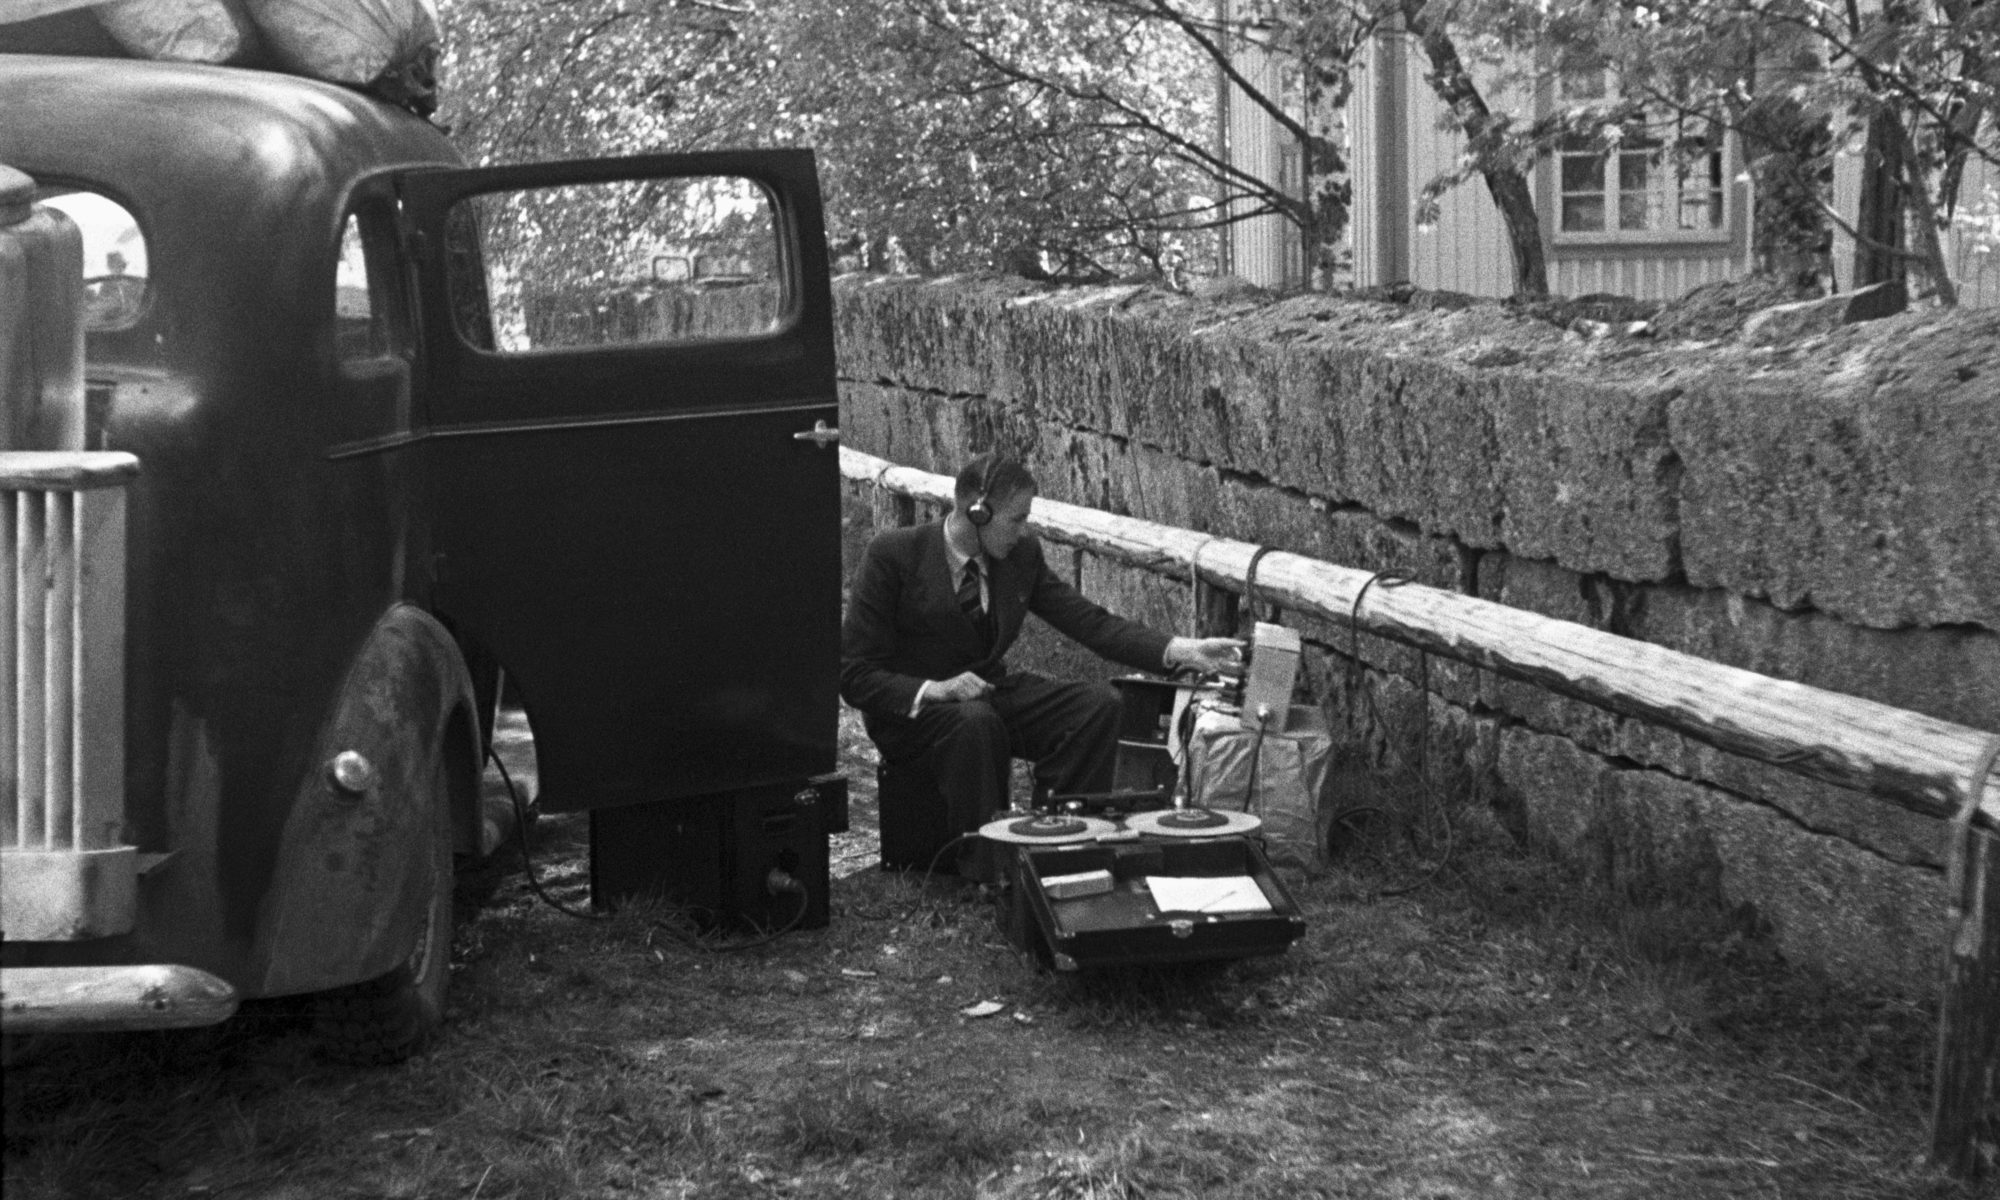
xmin=1396 ymin=44 xmax=1517 ymax=295
xmin=1223 ymin=38 xmax=1301 ymax=288
xmin=1830 ymin=152 xmax=1997 ymax=308
xmin=1303 ymin=35 xmax=1994 ymax=307
xmin=1551 ymin=254 xmax=1738 ymax=299
xmin=1945 ymin=154 xmax=1998 ymax=308
xmin=1349 ymin=38 xmax=1385 ymax=286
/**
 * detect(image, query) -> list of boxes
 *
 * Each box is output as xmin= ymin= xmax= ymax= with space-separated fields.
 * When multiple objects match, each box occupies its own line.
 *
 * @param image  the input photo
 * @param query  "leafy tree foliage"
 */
xmin=1594 ymin=0 xmax=1999 ymax=305
xmin=1397 ymin=0 xmax=1998 ymax=303
xmin=436 ymin=0 xmax=1995 ymax=302
xmin=916 ymin=0 xmax=1375 ymax=285
xmin=437 ymin=0 xmax=1235 ymax=283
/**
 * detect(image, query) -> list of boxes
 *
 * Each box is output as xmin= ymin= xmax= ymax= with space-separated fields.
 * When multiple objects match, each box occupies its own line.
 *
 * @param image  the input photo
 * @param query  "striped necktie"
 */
xmin=957 ymin=558 xmax=984 ymax=623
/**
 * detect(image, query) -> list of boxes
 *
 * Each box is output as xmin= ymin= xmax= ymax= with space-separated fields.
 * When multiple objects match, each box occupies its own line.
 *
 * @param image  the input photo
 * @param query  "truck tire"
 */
xmin=313 ymin=757 xmax=453 ymax=1065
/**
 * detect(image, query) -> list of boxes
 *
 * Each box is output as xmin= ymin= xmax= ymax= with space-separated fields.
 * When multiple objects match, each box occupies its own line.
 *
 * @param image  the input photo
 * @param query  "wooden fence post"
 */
xmin=1932 ymin=741 xmax=2000 ymax=1180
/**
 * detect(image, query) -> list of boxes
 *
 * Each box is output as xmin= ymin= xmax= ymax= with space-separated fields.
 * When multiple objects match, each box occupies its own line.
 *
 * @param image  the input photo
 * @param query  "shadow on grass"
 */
xmin=3 ymin=736 xmax=1978 ymax=1200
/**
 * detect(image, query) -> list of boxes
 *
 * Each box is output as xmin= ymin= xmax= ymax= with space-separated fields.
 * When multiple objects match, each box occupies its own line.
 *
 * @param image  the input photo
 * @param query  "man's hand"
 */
xmin=1164 ymin=636 xmax=1247 ymax=676
xmin=925 ymin=671 xmax=996 ymax=705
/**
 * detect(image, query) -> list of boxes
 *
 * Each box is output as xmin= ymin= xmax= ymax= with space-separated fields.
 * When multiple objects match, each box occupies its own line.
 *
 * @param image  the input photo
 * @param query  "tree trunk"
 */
xmin=1737 ymin=96 xmax=1835 ymax=292
xmin=1933 ymin=0 xmax=1990 ymax=224
xmin=1886 ymin=114 xmax=1961 ymax=308
xmin=1480 ymin=169 xmax=1547 ymax=297
xmin=1397 ymin=2 xmax=1548 ymax=296
xmin=1853 ymin=109 xmax=1907 ymax=292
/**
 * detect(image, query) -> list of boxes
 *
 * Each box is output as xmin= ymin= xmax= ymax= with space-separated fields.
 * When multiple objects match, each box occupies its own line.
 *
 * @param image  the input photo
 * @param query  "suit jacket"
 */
xmin=840 ymin=522 xmax=1171 ymax=732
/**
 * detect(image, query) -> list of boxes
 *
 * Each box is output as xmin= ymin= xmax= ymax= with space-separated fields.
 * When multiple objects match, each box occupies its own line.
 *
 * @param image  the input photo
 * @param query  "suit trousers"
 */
xmin=872 ymin=671 xmax=1123 ymax=841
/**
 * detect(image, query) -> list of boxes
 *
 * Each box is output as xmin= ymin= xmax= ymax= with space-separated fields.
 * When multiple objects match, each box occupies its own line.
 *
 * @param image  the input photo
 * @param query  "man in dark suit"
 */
xmin=841 ymin=453 xmax=1244 ymax=854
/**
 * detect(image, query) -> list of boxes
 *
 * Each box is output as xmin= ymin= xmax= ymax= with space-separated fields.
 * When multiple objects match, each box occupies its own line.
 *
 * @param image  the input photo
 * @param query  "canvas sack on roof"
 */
xmin=92 ymin=0 xmax=261 ymax=63
xmin=0 ymin=0 xmax=440 ymax=115
xmin=246 ymin=0 xmax=438 ymax=103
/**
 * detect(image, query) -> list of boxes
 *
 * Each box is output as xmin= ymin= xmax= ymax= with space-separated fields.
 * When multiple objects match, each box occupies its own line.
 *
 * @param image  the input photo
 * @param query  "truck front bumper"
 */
xmin=1 ymin=964 xmax=239 ymax=1034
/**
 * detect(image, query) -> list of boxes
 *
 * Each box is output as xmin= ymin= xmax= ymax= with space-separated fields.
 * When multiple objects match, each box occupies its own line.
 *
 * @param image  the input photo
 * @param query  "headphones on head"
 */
xmin=965 ymin=454 xmax=999 ymax=528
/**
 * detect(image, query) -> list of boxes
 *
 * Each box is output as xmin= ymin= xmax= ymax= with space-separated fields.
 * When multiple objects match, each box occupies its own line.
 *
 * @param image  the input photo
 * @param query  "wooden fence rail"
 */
xmin=842 ymin=448 xmax=1997 ymax=828
xmin=841 ymin=446 xmax=1999 ymax=1178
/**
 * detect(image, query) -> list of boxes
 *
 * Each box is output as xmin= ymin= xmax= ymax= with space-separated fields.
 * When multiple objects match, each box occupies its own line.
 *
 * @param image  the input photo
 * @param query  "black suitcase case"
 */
xmin=998 ymin=835 xmax=1306 ymax=970
xmin=877 ymin=758 xmax=956 ymax=872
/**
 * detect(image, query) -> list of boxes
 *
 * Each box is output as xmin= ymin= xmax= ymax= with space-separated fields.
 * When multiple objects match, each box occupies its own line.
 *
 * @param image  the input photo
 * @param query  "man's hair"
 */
xmin=954 ymin=452 xmax=1037 ymax=511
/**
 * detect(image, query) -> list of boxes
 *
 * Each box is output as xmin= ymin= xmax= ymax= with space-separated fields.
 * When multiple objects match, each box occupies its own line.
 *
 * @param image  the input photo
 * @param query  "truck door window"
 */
xmin=448 ymin=175 xmax=784 ymax=354
xmin=335 ymin=212 xmax=393 ymax=360
xmin=331 ymin=204 xmax=414 ymax=447
xmin=38 ymin=189 xmax=147 ymax=331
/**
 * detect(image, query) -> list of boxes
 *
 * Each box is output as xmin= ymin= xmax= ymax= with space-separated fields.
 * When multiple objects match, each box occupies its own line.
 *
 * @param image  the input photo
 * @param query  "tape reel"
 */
xmin=978 ymin=813 xmax=1121 ymax=845
xmin=1124 ymin=808 xmax=1263 ymax=839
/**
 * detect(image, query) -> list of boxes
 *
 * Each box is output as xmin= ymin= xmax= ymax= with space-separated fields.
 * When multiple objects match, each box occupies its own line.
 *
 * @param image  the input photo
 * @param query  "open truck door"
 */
xmin=398 ymin=151 xmax=843 ymax=926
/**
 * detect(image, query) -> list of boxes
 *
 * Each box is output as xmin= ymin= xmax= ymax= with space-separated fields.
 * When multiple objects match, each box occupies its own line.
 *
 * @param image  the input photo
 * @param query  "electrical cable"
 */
xmin=922 ymin=830 xmax=981 ymax=887
xmin=653 ymin=880 xmax=813 ymax=954
xmin=491 ymin=743 xmax=605 ymax=923
xmin=1242 ymin=705 xmax=1270 ymax=814
xmin=488 ymin=741 xmax=816 ymax=950
xmin=1324 ymin=571 xmax=1459 ymax=898
xmin=849 ymin=831 xmax=987 ymax=927
xmin=1243 ymin=545 xmax=1280 ymax=627
xmin=1171 ymin=551 xmax=1450 ymax=888
xmin=1174 ymin=691 xmax=1202 ymax=805
xmin=1187 ymin=535 xmax=1221 ymax=635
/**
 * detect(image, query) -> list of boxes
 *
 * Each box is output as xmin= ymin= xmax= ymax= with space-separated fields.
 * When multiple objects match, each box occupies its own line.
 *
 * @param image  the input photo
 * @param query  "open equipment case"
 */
xmin=997 ymin=835 xmax=1307 ymax=971
xmin=987 ymin=662 xmax=1317 ymax=971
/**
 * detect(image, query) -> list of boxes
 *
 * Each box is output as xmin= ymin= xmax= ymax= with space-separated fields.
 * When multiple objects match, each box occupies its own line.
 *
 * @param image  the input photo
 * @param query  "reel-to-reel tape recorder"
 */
xmin=977 ymin=778 xmax=1298 ymax=971
xmin=966 ymin=650 xmax=1311 ymax=969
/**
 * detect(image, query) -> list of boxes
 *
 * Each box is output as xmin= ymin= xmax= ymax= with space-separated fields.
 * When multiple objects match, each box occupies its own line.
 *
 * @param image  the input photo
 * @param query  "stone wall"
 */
xmin=835 ymin=273 xmax=2000 ymax=996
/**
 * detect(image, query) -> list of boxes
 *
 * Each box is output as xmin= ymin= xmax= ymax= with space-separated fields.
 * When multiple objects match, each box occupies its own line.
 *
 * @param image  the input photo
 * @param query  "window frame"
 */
xmin=1546 ymin=66 xmax=1735 ymax=249
xmin=334 ymin=198 xmax=411 ymax=365
xmin=37 ymin=185 xmax=154 ymax=334
xmin=444 ymin=173 xmax=794 ymax=359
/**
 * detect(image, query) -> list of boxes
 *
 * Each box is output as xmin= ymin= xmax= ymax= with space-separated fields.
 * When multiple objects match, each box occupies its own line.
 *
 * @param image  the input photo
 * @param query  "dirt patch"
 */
xmin=2 ymin=708 xmax=1979 ymax=1199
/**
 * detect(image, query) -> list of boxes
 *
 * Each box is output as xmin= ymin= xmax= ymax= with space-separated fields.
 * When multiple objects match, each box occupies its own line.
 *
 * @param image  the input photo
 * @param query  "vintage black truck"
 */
xmin=0 ymin=54 xmax=844 ymax=1062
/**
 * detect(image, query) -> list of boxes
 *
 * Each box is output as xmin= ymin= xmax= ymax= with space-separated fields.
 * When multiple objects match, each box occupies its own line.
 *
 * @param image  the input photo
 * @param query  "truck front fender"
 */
xmin=252 ymin=604 xmax=480 ymax=997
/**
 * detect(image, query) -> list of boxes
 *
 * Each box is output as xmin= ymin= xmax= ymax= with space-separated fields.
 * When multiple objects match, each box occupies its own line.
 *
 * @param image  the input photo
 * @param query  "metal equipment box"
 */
xmin=589 ymin=775 xmax=843 ymax=931
xmin=1110 ymin=675 xmax=1187 ymax=797
xmin=1240 ymin=621 xmax=1301 ymax=729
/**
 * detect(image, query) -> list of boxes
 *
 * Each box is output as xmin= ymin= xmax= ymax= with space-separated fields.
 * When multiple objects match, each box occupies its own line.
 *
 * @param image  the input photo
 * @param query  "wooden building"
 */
xmin=1221 ymin=28 xmax=1999 ymax=308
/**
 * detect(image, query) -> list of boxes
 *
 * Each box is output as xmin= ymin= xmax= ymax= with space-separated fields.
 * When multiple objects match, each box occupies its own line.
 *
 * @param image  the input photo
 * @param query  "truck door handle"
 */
xmin=793 ymin=420 xmax=839 ymax=448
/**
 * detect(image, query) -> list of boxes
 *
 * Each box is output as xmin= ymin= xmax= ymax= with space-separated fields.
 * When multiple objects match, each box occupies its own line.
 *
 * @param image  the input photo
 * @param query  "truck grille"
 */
xmin=2 ymin=453 xmax=135 ymax=855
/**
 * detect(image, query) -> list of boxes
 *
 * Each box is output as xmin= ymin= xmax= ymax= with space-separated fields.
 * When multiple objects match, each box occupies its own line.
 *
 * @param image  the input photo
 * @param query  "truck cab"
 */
xmin=0 ymin=56 xmax=843 ymax=1061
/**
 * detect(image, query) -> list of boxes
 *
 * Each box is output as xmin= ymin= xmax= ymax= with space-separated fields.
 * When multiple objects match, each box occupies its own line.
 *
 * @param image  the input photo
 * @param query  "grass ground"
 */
xmin=3 ymin=709 xmax=1981 ymax=1200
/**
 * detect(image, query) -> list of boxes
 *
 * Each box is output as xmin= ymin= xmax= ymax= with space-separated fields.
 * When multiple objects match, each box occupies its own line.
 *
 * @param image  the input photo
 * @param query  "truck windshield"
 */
xmin=38 ymin=189 xmax=147 ymax=332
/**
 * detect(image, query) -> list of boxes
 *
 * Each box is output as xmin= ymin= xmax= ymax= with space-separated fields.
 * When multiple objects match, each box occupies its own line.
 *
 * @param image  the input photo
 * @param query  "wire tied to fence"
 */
xmin=1328 ymin=570 xmax=1457 ymax=897
xmin=1243 ymin=545 xmax=1279 ymax=629
xmin=1187 ymin=535 xmax=1220 ymax=635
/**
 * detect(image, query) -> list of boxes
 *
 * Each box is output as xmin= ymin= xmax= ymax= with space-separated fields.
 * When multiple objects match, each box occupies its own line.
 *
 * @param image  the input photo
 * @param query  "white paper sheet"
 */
xmin=1144 ymin=875 xmax=1271 ymax=914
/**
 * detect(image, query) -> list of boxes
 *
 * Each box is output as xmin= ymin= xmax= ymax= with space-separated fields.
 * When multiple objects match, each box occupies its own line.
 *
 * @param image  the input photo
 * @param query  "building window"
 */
xmin=1554 ymin=69 xmax=1727 ymax=242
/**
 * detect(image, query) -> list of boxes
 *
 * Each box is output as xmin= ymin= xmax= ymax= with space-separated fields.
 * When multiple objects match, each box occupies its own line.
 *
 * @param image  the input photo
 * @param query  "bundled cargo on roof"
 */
xmin=247 ymin=0 xmax=440 ymax=114
xmin=0 ymin=0 xmax=441 ymax=117
xmin=93 ymin=0 xmax=264 ymax=62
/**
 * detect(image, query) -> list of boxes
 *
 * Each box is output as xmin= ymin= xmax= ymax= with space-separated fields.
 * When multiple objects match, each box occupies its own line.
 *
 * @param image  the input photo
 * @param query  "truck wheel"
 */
xmin=314 ymin=758 xmax=453 ymax=1065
